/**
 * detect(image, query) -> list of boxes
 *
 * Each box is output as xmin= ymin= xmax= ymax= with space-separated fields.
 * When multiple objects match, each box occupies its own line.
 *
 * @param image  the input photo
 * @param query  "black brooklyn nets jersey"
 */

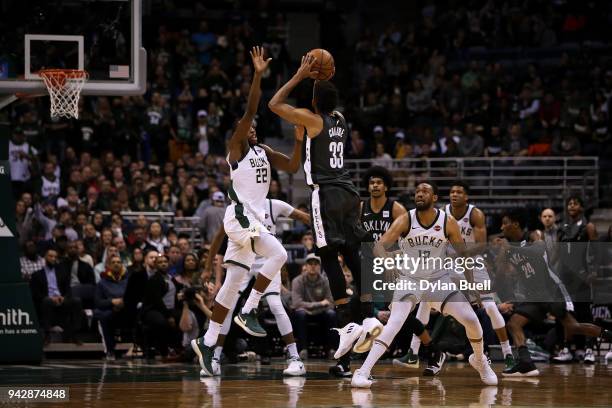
xmin=506 ymin=235 xmax=559 ymax=300
xmin=361 ymin=198 xmax=394 ymax=242
xmin=303 ymin=111 xmax=355 ymax=190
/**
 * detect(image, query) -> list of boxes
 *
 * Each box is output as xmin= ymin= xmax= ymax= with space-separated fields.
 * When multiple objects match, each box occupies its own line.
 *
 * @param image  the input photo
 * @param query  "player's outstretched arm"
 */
xmin=259 ymin=125 xmax=304 ymax=173
xmin=229 ymin=46 xmax=270 ymax=149
xmin=289 ymin=206 xmax=311 ymax=226
xmin=268 ymin=54 xmax=323 ymax=135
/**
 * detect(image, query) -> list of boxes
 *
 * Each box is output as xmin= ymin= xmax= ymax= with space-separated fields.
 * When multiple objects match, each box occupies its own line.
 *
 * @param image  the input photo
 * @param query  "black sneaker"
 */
xmin=329 ymin=361 xmax=352 ymax=378
xmin=423 ymin=351 xmax=446 ymax=376
xmin=234 ymin=309 xmax=267 ymax=337
xmin=191 ymin=337 xmax=214 ymax=376
xmin=502 ymin=360 xmax=540 ymax=377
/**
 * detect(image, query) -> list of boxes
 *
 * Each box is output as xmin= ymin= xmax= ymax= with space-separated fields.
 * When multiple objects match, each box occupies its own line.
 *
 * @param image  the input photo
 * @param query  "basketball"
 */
xmin=308 ymin=48 xmax=335 ymax=81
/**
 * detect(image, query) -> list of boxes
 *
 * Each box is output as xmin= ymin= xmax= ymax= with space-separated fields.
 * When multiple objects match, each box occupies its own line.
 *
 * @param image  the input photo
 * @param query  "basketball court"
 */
xmin=0 ymin=1 xmax=611 ymax=407
xmin=1 ymin=359 xmax=610 ymax=407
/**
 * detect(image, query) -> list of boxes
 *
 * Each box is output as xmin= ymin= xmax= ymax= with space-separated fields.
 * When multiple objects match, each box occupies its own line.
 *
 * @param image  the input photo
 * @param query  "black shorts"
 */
xmin=514 ymin=302 xmax=568 ymax=322
xmin=310 ymin=184 xmax=366 ymax=248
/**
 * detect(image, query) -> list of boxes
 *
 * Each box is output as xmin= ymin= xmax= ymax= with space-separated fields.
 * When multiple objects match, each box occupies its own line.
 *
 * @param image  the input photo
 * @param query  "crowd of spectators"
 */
xmin=343 ymin=1 xmax=612 ymax=163
xmin=4 ymin=0 xmax=612 ymax=361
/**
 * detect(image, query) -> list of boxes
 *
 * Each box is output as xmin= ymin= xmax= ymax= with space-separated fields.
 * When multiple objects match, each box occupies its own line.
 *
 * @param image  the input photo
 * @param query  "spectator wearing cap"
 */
xmin=291 ymin=253 xmax=336 ymax=356
xmin=199 ymin=191 xmax=226 ymax=244
xmin=8 ymin=126 xmax=37 ymax=199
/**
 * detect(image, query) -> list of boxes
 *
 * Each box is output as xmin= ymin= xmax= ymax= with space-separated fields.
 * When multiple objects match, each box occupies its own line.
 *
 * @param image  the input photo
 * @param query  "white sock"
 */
xmin=500 ymin=340 xmax=512 ymax=357
xmin=287 ymin=342 xmax=299 ymax=359
xmin=204 ymin=321 xmax=222 ymax=347
xmin=471 ymin=338 xmax=485 ymax=360
xmin=214 ymin=346 xmax=223 ymax=360
xmin=410 ymin=334 xmax=422 ymax=354
xmin=241 ymin=289 xmax=264 ymax=314
xmin=360 ymin=342 xmax=386 ymax=375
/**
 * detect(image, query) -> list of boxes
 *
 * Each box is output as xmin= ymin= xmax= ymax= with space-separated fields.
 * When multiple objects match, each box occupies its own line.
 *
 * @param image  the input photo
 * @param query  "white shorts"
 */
xmin=237 ymin=259 xmax=282 ymax=295
xmin=392 ymin=272 xmax=461 ymax=312
xmin=222 ymin=212 xmax=268 ymax=271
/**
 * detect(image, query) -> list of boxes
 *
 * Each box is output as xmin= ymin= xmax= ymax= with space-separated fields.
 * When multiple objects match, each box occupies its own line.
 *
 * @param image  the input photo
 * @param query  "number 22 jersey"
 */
xmin=226 ymin=145 xmax=270 ymax=231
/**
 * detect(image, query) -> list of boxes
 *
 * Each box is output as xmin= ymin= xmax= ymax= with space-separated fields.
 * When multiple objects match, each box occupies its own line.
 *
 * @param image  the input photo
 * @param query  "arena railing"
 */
xmin=344 ymin=156 xmax=599 ymax=211
xmin=95 ymin=212 xmax=298 ymax=250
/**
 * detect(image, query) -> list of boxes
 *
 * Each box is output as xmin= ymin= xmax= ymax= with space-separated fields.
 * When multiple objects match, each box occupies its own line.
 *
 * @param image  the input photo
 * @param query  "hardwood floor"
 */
xmin=1 ymin=359 xmax=610 ymax=407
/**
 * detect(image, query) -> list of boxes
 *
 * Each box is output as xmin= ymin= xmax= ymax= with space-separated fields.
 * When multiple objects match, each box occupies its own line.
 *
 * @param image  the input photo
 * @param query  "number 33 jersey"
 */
xmin=225 ymin=145 xmax=271 ymax=233
xmin=303 ymin=111 xmax=355 ymax=190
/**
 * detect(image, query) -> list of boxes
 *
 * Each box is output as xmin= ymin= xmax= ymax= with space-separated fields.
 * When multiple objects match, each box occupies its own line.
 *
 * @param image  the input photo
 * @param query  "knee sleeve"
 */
xmin=267 ymin=295 xmax=293 ymax=336
xmin=215 ymin=265 xmax=244 ymax=309
xmin=379 ymin=301 xmax=413 ymax=346
xmin=254 ymin=233 xmax=287 ymax=280
xmin=444 ymin=301 xmax=483 ymax=340
xmin=483 ymin=300 xmax=505 ymax=330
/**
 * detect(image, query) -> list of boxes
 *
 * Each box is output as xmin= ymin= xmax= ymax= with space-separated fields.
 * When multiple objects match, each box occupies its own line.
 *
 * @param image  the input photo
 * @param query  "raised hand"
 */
xmin=250 ymin=46 xmax=272 ymax=74
xmin=295 ymin=54 xmax=319 ymax=80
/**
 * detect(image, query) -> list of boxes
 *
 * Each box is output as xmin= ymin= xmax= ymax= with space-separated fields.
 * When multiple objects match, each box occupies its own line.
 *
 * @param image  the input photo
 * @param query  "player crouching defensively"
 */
xmin=351 ymin=183 xmax=498 ymax=388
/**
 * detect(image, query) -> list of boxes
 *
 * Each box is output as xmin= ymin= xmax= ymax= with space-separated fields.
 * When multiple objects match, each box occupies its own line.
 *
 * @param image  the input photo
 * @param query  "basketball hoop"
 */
xmin=39 ymin=69 xmax=88 ymax=119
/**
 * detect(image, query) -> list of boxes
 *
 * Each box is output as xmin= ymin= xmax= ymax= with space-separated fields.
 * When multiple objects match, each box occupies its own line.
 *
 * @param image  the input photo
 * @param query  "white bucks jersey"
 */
xmin=398 ymin=208 xmax=448 ymax=278
xmin=251 ymin=199 xmax=294 ymax=275
xmin=445 ymin=204 xmax=475 ymax=243
xmin=262 ymin=199 xmax=294 ymax=235
xmin=227 ymin=145 xmax=270 ymax=226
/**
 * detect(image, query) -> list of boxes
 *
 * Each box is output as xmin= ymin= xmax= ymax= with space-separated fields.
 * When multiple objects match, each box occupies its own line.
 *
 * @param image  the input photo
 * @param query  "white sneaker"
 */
xmin=553 ymin=347 xmax=573 ymax=363
xmin=583 ymin=348 xmax=595 ymax=364
xmin=212 ymin=357 xmax=221 ymax=376
xmin=605 ymin=351 xmax=612 ymax=362
xmin=469 ymin=354 xmax=498 ymax=385
xmin=283 ymin=357 xmax=306 ymax=376
xmin=333 ymin=322 xmax=363 ymax=360
xmin=351 ymin=369 xmax=373 ymax=388
xmin=353 ymin=318 xmax=383 ymax=354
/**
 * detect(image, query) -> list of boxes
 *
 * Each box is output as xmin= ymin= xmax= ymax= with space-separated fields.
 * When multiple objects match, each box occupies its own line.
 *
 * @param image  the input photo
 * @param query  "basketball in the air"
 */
xmin=308 ymin=48 xmax=335 ymax=80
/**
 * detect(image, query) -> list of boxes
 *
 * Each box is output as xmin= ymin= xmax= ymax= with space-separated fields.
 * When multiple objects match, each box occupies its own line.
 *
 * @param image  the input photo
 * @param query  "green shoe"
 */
xmin=393 ymin=348 xmax=419 ymax=368
xmin=504 ymin=354 xmax=516 ymax=371
xmin=234 ymin=309 xmax=267 ymax=337
xmin=191 ymin=337 xmax=214 ymax=376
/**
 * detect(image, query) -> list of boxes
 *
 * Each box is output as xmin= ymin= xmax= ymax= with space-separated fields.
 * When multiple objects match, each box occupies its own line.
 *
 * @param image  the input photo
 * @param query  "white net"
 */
xmin=39 ymin=69 xmax=88 ymax=119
